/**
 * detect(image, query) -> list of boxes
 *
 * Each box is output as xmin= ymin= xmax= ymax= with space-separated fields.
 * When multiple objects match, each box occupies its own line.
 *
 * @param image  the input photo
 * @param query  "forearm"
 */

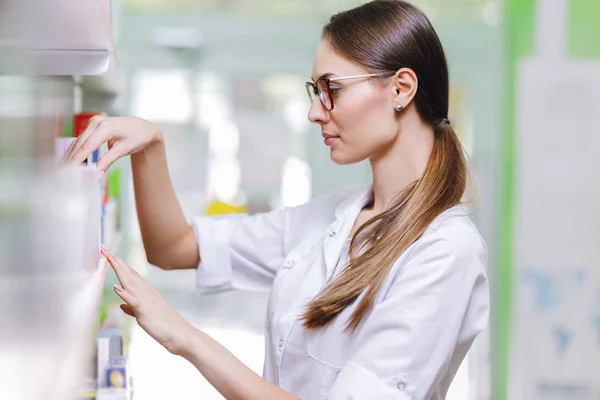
xmin=131 ymin=135 xmax=199 ymax=270
xmin=179 ymin=329 xmax=299 ymax=400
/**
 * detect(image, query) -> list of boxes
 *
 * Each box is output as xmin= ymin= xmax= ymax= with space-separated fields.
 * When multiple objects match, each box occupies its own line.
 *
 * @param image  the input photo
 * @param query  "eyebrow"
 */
xmin=311 ymin=72 xmax=336 ymax=82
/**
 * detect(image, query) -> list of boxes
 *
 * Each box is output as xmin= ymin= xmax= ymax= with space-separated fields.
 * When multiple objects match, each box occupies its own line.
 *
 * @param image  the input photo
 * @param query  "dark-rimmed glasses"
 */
xmin=305 ymin=73 xmax=385 ymax=111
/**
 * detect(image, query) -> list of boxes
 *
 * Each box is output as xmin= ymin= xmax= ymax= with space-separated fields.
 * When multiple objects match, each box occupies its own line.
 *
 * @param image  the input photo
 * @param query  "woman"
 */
xmin=67 ymin=1 xmax=489 ymax=399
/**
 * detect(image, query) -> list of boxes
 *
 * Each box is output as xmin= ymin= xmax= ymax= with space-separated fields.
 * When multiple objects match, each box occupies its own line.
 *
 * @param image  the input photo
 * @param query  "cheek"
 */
xmin=335 ymin=92 xmax=396 ymax=145
xmin=328 ymin=95 xmax=397 ymax=165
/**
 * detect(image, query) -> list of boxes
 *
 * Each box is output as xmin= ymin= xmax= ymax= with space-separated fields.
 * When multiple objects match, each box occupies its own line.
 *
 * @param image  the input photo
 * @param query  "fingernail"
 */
xmin=98 ymin=169 xmax=105 ymax=181
xmin=114 ymin=284 xmax=122 ymax=292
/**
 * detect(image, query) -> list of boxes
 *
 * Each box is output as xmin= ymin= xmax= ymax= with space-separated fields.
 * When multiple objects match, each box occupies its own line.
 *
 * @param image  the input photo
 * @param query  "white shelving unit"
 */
xmin=55 ymin=259 xmax=110 ymax=399
xmin=0 ymin=0 xmax=124 ymax=95
xmin=0 ymin=259 xmax=109 ymax=400
xmin=78 ymin=51 xmax=124 ymax=97
xmin=0 ymin=1 xmax=126 ymax=399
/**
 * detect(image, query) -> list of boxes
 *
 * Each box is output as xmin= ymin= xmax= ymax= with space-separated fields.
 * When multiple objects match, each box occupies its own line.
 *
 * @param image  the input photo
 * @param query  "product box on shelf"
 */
xmin=107 ymin=355 xmax=127 ymax=389
xmin=74 ymin=113 xmax=100 ymax=137
xmin=50 ymin=165 xmax=102 ymax=271
xmin=54 ymin=129 xmax=113 ymax=251
xmin=97 ymin=329 xmax=124 ymax=389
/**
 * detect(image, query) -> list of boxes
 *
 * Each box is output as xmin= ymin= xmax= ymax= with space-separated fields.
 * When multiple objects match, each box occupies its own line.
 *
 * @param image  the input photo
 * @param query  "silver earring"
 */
xmin=395 ymin=105 xmax=403 ymax=112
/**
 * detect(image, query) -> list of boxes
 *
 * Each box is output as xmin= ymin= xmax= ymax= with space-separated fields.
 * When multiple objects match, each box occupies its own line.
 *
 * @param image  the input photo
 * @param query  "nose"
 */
xmin=308 ymin=97 xmax=330 ymax=125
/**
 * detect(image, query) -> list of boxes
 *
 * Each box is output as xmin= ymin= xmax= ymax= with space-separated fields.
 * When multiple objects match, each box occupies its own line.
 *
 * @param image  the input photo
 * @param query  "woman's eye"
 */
xmin=329 ymin=88 xmax=341 ymax=95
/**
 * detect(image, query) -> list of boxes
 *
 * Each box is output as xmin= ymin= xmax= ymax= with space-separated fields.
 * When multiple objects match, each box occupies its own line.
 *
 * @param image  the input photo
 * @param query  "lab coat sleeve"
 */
xmin=192 ymin=208 xmax=288 ymax=293
xmin=327 ymin=226 xmax=490 ymax=400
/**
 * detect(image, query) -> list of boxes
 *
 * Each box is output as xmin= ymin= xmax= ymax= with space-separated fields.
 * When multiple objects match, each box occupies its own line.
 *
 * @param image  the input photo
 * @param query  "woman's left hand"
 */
xmin=100 ymin=245 xmax=194 ymax=356
xmin=100 ymin=245 xmax=299 ymax=400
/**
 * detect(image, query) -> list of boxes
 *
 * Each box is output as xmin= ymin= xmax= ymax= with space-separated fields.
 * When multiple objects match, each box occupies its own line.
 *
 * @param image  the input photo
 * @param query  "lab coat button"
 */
xmin=328 ymin=231 xmax=336 ymax=238
xmin=397 ymin=382 xmax=406 ymax=391
xmin=285 ymin=260 xmax=295 ymax=268
xmin=278 ymin=338 xmax=284 ymax=349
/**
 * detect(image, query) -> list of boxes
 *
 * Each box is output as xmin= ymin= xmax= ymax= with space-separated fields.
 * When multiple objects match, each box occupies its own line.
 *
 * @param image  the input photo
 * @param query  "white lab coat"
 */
xmin=192 ymin=186 xmax=489 ymax=400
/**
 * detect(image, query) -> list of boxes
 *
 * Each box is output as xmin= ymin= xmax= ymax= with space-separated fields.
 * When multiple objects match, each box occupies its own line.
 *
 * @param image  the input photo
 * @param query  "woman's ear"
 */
xmin=392 ymin=68 xmax=418 ymax=109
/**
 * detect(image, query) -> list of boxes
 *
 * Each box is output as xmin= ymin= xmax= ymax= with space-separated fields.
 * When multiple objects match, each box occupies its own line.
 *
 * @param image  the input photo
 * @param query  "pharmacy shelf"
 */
xmin=0 ymin=259 xmax=108 ymax=400
xmin=0 ymin=0 xmax=123 ymax=95
xmin=56 ymin=259 xmax=110 ymax=399
xmin=80 ymin=52 xmax=124 ymax=96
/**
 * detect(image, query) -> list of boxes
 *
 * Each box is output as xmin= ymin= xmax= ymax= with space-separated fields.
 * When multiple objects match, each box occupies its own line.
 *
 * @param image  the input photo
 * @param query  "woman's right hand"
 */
xmin=63 ymin=116 xmax=162 ymax=178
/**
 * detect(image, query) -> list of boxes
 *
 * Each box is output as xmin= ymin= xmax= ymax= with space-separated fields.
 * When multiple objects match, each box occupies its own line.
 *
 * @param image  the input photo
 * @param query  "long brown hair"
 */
xmin=302 ymin=0 xmax=468 ymax=332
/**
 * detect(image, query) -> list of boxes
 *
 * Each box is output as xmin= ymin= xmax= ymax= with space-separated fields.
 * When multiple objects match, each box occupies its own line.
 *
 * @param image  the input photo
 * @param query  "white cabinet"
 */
xmin=0 ymin=0 xmax=123 ymax=94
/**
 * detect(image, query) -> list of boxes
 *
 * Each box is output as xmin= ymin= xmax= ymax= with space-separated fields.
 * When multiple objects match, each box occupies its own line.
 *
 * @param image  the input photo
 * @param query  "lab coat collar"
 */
xmin=334 ymin=185 xmax=373 ymax=220
xmin=322 ymin=186 xmax=372 ymax=278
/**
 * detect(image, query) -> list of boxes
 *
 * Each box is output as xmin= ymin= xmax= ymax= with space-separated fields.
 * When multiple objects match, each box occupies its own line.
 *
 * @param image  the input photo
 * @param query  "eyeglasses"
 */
xmin=305 ymin=73 xmax=386 ymax=111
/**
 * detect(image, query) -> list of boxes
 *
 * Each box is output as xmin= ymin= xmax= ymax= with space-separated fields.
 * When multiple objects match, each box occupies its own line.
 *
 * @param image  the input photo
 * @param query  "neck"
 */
xmin=369 ymin=116 xmax=435 ymax=214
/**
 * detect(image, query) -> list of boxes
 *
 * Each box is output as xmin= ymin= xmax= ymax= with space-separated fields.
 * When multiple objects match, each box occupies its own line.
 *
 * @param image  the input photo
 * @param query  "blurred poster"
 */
xmin=511 ymin=59 xmax=600 ymax=400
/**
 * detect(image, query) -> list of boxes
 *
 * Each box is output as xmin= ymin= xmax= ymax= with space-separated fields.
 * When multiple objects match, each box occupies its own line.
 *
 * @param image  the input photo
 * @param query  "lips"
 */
xmin=322 ymin=133 xmax=340 ymax=147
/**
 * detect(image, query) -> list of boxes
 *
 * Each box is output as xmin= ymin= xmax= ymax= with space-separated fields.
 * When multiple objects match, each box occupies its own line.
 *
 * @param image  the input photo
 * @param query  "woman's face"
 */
xmin=308 ymin=39 xmax=400 ymax=165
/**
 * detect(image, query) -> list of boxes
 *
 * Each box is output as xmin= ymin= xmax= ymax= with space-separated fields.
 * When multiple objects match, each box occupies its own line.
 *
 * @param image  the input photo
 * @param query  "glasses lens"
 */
xmin=305 ymin=83 xmax=316 ymax=103
xmin=316 ymin=80 xmax=333 ymax=110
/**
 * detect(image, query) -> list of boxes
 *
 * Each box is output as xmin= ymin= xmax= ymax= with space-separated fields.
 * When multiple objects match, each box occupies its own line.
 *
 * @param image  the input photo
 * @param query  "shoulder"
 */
xmin=425 ymin=205 xmax=487 ymax=256
xmin=400 ymin=205 xmax=488 ymax=278
xmin=377 ymin=205 xmax=489 ymax=310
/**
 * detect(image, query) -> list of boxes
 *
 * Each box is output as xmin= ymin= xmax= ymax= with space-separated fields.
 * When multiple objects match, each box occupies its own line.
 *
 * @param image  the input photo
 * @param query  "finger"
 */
xmin=68 ymin=119 xmax=111 ymax=165
xmin=114 ymin=284 xmax=139 ymax=308
xmin=101 ymin=246 xmax=132 ymax=288
xmin=63 ymin=137 xmax=82 ymax=162
xmin=101 ymin=245 xmax=138 ymax=276
xmin=96 ymin=146 xmax=123 ymax=175
xmin=67 ymin=115 xmax=105 ymax=159
xmin=64 ymin=115 xmax=105 ymax=161
xmin=120 ymin=304 xmax=136 ymax=318
xmin=68 ymin=124 xmax=108 ymax=165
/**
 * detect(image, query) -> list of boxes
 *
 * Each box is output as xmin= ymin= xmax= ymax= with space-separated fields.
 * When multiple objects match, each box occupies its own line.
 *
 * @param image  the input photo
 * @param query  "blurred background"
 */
xmin=1 ymin=0 xmax=599 ymax=399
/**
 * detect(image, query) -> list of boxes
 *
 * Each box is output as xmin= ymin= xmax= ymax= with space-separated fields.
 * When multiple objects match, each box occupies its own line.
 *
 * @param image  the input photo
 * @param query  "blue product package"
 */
xmin=106 ymin=366 xmax=126 ymax=388
xmin=91 ymin=148 xmax=100 ymax=164
xmin=106 ymin=355 xmax=127 ymax=388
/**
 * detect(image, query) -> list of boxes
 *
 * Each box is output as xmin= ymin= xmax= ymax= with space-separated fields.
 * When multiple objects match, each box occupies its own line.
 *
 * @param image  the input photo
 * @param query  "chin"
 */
xmin=329 ymin=149 xmax=365 ymax=165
